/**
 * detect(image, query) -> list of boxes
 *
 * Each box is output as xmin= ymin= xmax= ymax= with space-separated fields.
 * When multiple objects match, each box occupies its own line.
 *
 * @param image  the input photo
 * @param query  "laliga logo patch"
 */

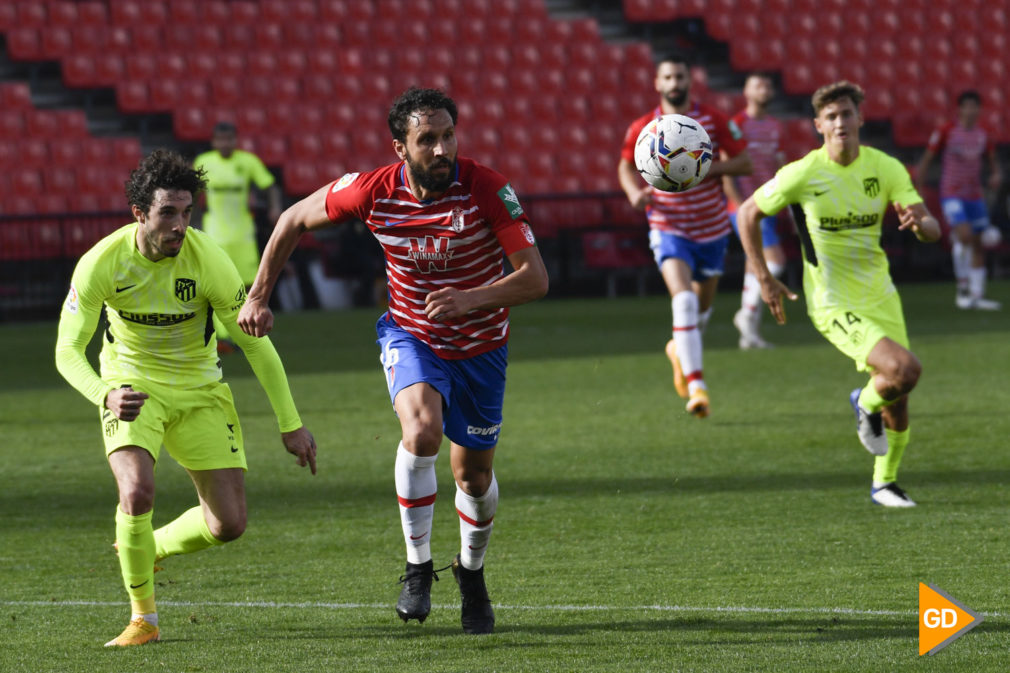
xmin=65 ymin=284 xmax=79 ymax=314
xmin=450 ymin=206 xmax=465 ymax=232
xmin=332 ymin=172 xmax=359 ymax=192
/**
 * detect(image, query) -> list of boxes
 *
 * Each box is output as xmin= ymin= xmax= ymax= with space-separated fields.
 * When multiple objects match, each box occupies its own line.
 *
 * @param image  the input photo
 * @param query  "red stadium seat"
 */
xmin=77 ymin=1 xmax=108 ymax=26
xmin=116 ymin=81 xmax=152 ymax=114
xmin=16 ymin=3 xmax=47 ymax=27
xmin=283 ymin=162 xmax=322 ymax=197
xmin=12 ymin=169 xmax=45 ymax=196
xmin=7 ymin=28 xmax=43 ymax=61
xmin=111 ymin=138 xmax=141 ymax=168
xmin=44 ymin=168 xmax=77 ymax=194
xmin=174 ymin=107 xmax=213 ymax=141
xmin=0 ymin=2 xmax=15 ymax=30
xmin=41 ymin=27 xmax=74 ymax=59
xmin=290 ymin=133 xmax=324 ymax=159
xmin=253 ymin=136 xmax=288 ymax=166
xmin=50 ymin=139 xmax=84 ymax=166
xmin=1 ymin=82 xmax=32 ymax=110
xmin=81 ymin=138 xmax=113 ymax=164
xmin=235 ymin=108 xmax=268 ymax=136
xmin=211 ymin=78 xmax=243 ymax=107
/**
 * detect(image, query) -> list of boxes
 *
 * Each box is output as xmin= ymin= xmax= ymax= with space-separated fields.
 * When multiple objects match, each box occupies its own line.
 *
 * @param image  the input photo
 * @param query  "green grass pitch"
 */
xmin=1 ymin=280 xmax=1008 ymax=672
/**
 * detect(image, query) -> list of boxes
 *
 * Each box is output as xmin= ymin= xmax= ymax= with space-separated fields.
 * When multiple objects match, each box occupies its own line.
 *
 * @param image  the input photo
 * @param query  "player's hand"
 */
xmin=425 ymin=287 xmax=473 ymax=322
xmin=629 ymin=187 xmax=652 ymax=211
xmin=894 ymin=202 xmax=920 ymax=233
xmin=759 ymin=277 xmax=798 ymax=325
xmin=105 ymin=385 xmax=149 ymax=422
xmin=281 ymin=426 xmax=317 ymax=475
xmin=238 ymin=298 xmax=274 ymax=337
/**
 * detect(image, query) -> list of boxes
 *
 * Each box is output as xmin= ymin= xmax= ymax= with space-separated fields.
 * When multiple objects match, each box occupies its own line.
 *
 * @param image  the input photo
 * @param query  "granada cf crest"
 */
xmin=863 ymin=177 xmax=880 ymax=197
xmin=175 ymin=278 xmax=197 ymax=301
xmin=450 ymin=207 xmax=465 ymax=232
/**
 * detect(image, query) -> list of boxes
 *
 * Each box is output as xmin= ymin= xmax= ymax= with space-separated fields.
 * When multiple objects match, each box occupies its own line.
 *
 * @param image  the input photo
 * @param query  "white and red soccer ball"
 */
xmin=634 ymin=113 xmax=713 ymax=193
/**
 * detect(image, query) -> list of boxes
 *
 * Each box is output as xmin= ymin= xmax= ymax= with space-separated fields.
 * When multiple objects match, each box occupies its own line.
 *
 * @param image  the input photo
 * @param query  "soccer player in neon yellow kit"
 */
xmin=55 ymin=150 xmax=316 ymax=646
xmin=194 ymin=122 xmax=283 ymax=348
xmin=736 ymin=81 xmax=941 ymax=508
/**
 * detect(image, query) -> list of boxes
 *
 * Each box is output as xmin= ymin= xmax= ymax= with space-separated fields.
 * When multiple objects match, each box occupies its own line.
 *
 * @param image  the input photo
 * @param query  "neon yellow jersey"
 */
xmin=193 ymin=149 xmax=275 ymax=245
xmin=56 ymin=223 xmax=301 ymax=431
xmin=753 ymin=145 xmax=922 ymax=312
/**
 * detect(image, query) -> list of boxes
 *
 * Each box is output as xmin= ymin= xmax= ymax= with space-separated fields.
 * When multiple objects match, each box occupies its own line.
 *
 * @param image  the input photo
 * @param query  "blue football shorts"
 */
xmin=729 ymin=211 xmax=781 ymax=248
xmin=941 ymin=197 xmax=989 ymax=232
xmin=649 ymin=229 xmax=729 ymax=282
xmin=375 ymin=314 xmax=507 ymax=450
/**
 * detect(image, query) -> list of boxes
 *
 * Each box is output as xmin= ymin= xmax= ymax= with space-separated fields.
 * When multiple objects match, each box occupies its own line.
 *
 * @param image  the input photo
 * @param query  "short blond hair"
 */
xmin=811 ymin=80 xmax=865 ymax=115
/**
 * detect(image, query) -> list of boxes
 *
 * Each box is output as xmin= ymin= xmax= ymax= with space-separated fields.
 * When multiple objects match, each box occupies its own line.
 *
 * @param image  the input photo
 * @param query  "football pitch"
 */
xmin=2 ymin=280 xmax=1008 ymax=672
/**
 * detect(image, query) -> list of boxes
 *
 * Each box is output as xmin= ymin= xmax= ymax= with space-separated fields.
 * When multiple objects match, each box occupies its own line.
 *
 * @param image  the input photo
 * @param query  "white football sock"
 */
xmin=133 ymin=612 xmax=158 ymax=626
xmin=672 ymin=291 xmax=705 ymax=394
xmin=456 ymin=473 xmax=498 ymax=571
xmin=951 ymin=240 xmax=970 ymax=291
xmin=394 ymin=442 xmax=437 ymax=565
xmin=968 ymin=266 xmax=987 ymax=299
xmin=740 ymin=272 xmax=762 ymax=319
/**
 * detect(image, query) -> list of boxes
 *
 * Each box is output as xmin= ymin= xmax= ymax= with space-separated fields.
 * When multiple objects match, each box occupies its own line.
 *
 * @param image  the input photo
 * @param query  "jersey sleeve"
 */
xmin=245 ymin=152 xmax=276 ymax=190
xmin=54 ymin=253 xmax=114 ymax=407
xmin=620 ymin=115 xmax=650 ymax=163
xmin=324 ymin=171 xmax=371 ymax=224
xmin=926 ymin=122 xmax=950 ymax=154
xmin=478 ymin=170 xmax=537 ymax=255
xmin=883 ymin=156 xmax=923 ymax=208
xmin=712 ymin=109 xmax=748 ymax=158
xmin=752 ymin=160 xmax=804 ymax=216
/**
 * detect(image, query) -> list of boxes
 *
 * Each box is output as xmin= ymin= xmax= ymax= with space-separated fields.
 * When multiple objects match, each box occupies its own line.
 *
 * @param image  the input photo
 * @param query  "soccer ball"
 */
xmin=633 ymin=114 xmax=713 ymax=192
xmin=980 ymin=225 xmax=1003 ymax=249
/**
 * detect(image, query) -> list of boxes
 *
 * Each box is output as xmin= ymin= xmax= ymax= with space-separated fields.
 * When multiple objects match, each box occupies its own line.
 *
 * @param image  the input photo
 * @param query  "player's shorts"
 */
xmin=376 ymin=314 xmax=507 ymax=450
xmin=649 ymin=230 xmax=729 ymax=282
xmin=99 ymin=379 xmax=246 ymax=471
xmin=729 ymin=212 xmax=781 ymax=248
xmin=941 ymin=197 xmax=989 ymax=232
xmin=809 ymin=292 xmax=909 ymax=373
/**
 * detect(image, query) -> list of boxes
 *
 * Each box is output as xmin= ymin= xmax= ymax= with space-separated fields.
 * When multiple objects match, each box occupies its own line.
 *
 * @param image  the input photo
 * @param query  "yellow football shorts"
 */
xmin=809 ymin=291 xmax=909 ymax=373
xmin=100 ymin=379 xmax=246 ymax=471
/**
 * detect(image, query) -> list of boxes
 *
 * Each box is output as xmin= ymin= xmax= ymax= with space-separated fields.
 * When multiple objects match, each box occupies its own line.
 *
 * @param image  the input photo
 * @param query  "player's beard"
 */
xmin=665 ymin=87 xmax=689 ymax=108
xmin=145 ymin=229 xmax=184 ymax=258
xmin=406 ymin=153 xmax=455 ymax=193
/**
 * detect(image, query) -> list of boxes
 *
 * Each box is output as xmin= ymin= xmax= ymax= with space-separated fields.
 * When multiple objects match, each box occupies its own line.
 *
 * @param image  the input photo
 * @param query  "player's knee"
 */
xmin=454 ymin=463 xmax=493 ymax=496
xmin=894 ymin=352 xmax=922 ymax=392
xmin=118 ymin=483 xmax=155 ymax=514
xmin=209 ymin=514 xmax=246 ymax=543
xmin=401 ymin=425 xmax=443 ymax=456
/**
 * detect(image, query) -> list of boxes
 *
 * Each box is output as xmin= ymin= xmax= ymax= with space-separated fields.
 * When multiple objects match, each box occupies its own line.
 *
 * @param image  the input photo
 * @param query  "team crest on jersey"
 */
xmin=175 ymin=278 xmax=196 ymax=302
xmin=332 ymin=172 xmax=359 ymax=192
xmin=496 ymin=183 xmax=524 ymax=220
xmin=65 ymin=283 xmax=78 ymax=314
xmin=407 ymin=235 xmax=453 ymax=272
xmin=520 ymin=222 xmax=536 ymax=245
xmin=863 ymin=177 xmax=879 ymax=197
xmin=450 ymin=207 xmax=465 ymax=232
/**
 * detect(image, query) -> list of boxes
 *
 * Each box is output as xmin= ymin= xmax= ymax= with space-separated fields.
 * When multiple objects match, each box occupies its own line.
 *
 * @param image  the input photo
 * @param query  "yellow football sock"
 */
xmin=115 ymin=507 xmax=156 ymax=605
xmin=857 ymin=380 xmax=889 ymax=413
xmin=154 ymin=506 xmax=222 ymax=560
xmin=873 ymin=427 xmax=910 ymax=485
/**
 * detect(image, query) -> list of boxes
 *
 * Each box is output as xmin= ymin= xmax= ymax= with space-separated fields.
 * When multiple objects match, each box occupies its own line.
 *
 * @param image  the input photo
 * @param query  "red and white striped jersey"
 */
xmin=622 ymin=103 xmax=747 ymax=243
xmin=927 ymin=121 xmax=993 ymax=200
xmin=730 ymin=109 xmax=783 ymax=200
xmin=324 ymin=157 xmax=537 ymax=359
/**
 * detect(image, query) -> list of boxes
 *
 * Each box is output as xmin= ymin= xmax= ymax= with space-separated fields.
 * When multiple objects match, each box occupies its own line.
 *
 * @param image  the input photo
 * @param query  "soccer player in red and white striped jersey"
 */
xmin=725 ymin=73 xmax=789 ymax=349
xmin=618 ymin=54 xmax=752 ymax=418
xmin=916 ymin=90 xmax=1003 ymax=310
xmin=239 ymin=88 xmax=548 ymax=634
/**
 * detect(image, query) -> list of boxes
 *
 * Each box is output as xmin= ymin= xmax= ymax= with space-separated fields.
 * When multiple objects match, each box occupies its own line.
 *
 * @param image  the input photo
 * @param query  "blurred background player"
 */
xmin=55 ymin=150 xmax=316 ymax=646
xmin=724 ymin=72 xmax=789 ymax=349
xmin=737 ymin=81 xmax=941 ymax=508
xmin=618 ymin=53 xmax=752 ymax=418
xmin=237 ymin=88 xmax=548 ymax=634
xmin=194 ymin=122 xmax=285 ymax=351
xmin=915 ymin=90 xmax=1003 ymax=310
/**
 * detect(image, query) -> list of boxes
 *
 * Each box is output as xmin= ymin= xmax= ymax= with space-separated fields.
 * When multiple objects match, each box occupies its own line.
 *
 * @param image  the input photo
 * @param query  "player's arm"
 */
xmin=239 ymin=183 xmax=334 ymax=337
xmin=722 ymin=174 xmax=744 ymax=208
xmin=618 ymin=157 xmax=651 ymax=210
xmin=54 ymin=273 xmax=148 ymax=419
xmin=266 ymin=183 xmax=283 ymax=223
xmin=737 ymin=195 xmax=797 ymax=324
xmin=895 ymin=202 xmax=941 ymax=243
xmin=707 ymin=147 xmax=753 ymax=178
xmin=425 ymin=245 xmax=549 ymax=322
xmin=913 ymin=148 xmax=936 ymax=192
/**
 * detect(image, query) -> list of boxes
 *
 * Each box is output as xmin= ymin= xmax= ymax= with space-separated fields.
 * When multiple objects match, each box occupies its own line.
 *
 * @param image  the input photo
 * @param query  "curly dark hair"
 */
xmin=387 ymin=87 xmax=458 ymax=143
xmin=125 ymin=149 xmax=207 ymax=214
